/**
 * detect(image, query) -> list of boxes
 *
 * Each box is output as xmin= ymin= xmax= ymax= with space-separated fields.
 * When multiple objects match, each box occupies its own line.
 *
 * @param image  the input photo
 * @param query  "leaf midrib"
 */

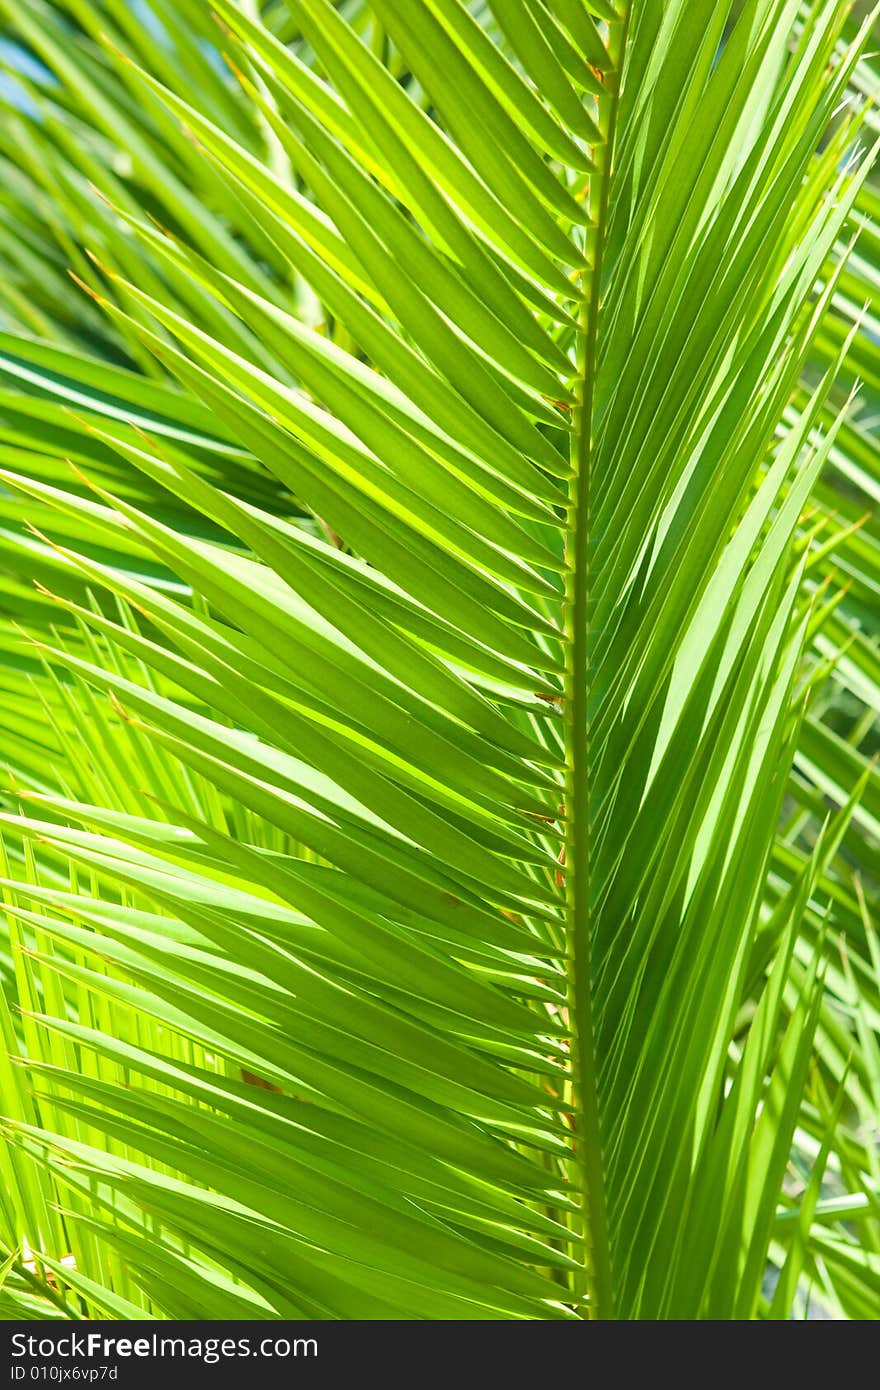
xmin=563 ymin=4 xmax=631 ymax=1321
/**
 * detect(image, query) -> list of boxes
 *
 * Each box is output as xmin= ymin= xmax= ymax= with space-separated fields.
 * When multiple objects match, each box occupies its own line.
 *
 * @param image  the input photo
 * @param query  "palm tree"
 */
xmin=0 ymin=0 xmax=876 ymax=1319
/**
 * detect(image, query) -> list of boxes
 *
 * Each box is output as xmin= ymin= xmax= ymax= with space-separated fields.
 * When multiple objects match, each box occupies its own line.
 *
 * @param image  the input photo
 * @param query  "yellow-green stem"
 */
xmin=564 ymin=6 xmax=630 ymax=1322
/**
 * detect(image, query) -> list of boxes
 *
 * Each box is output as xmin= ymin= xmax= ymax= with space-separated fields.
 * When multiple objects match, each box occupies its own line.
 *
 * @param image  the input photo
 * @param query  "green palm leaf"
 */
xmin=0 ymin=0 xmax=876 ymax=1320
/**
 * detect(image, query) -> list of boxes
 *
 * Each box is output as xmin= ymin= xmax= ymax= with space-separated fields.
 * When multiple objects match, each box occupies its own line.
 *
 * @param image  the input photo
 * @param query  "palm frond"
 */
xmin=0 ymin=0 xmax=876 ymax=1321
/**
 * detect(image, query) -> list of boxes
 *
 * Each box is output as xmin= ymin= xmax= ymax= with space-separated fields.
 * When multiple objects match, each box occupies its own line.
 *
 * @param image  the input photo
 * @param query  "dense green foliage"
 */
xmin=0 ymin=0 xmax=877 ymax=1320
